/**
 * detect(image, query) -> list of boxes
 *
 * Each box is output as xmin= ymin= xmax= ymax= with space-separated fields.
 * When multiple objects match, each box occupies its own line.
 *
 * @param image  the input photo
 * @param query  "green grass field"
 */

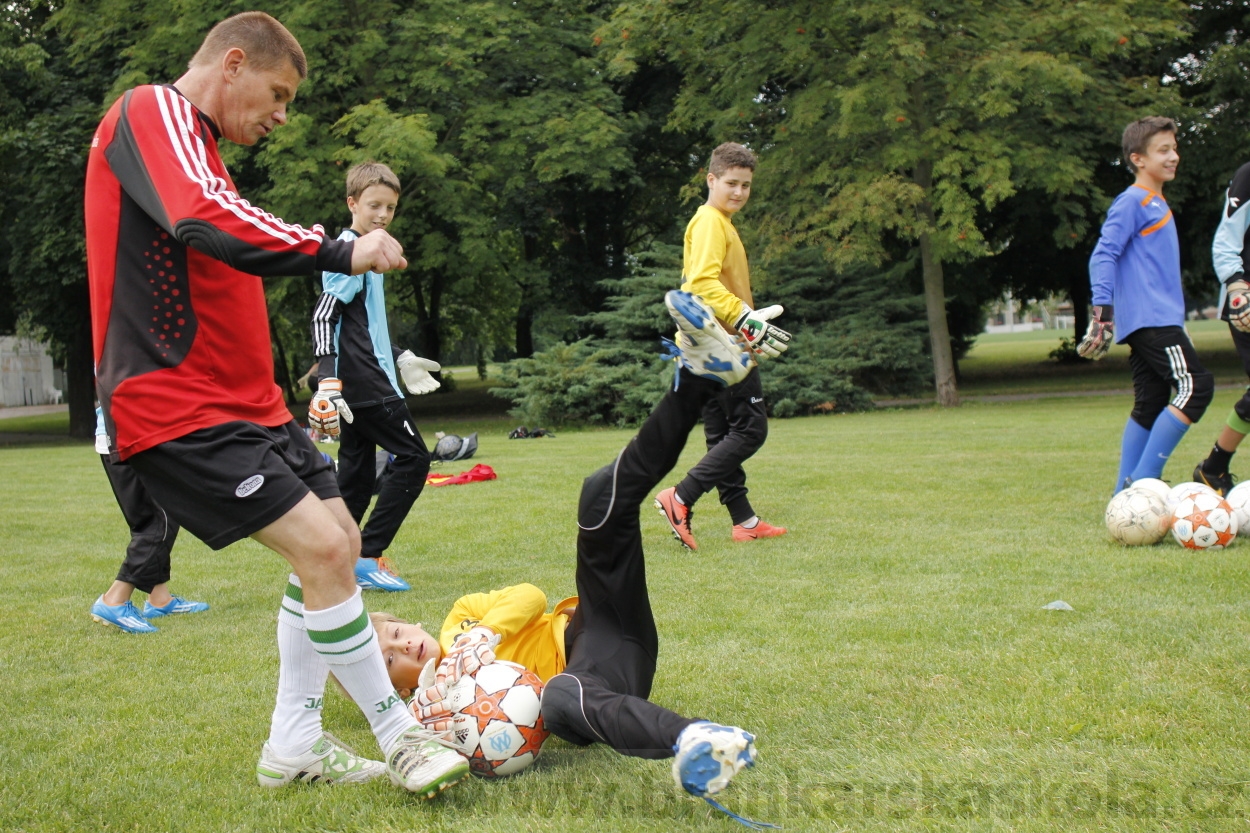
xmin=4 ymin=372 xmax=1250 ymax=831
xmin=2 ymin=380 xmax=1250 ymax=825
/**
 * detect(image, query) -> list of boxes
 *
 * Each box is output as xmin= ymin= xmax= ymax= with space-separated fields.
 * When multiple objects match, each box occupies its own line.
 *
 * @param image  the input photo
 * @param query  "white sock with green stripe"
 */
xmin=304 ymin=586 xmax=417 ymax=755
xmin=266 ymin=575 xmax=330 ymax=758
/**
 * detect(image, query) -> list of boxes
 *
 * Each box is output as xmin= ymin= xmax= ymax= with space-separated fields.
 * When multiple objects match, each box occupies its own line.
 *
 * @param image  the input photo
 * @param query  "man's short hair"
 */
xmin=1122 ymin=116 xmax=1177 ymax=173
xmin=708 ymin=142 xmax=757 ymax=177
xmin=189 ymin=12 xmax=307 ymax=79
xmin=345 ymin=162 xmax=402 ymax=199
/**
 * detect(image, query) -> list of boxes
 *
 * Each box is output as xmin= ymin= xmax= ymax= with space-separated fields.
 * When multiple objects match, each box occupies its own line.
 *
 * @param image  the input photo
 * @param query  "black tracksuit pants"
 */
xmin=675 ymin=367 xmax=767 ymax=525
xmin=336 ymin=398 xmax=431 ymax=559
xmin=540 ymin=368 xmax=738 ymax=758
xmin=101 ymin=454 xmax=179 ymax=593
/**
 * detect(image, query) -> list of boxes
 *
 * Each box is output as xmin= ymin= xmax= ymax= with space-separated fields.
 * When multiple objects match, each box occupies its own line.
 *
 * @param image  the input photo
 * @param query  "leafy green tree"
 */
xmin=0 ymin=0 xmax=124 ymax=437
xmin=606 ymin=0 xmax=1190 ymax=405
xmin=1162 ymin=1 xmax=1250 ymax=307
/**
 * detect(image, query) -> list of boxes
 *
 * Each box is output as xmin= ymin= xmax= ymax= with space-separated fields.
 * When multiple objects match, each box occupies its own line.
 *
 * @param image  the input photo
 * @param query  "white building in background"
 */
xmin=984 ymin=291 xmax=1074 ymax=333
xmin=0 ymin=336 xmax=63 ymax=407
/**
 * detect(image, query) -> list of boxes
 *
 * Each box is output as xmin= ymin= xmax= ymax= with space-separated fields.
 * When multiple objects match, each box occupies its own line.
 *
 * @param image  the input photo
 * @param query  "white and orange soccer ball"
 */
xmin=1105 ymin=487 xmax=1171 ymax=545
xmin=1224 ymin=481 xmax=1250 ymax=533
xmin=444 ymin=660 xmax=550 ymax=778
xmin=1171 ymin=490 xmax=1239 ymax=550
xmin=1166 ymin=481 xmax=1217 ymax=512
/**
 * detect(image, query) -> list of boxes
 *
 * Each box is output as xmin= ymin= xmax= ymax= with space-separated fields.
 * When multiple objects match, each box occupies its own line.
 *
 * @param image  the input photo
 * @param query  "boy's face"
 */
xmin=706 ymin=166 xmax=753 ymax=215
xmin=376 ymin=620 xmax=440 ymax=697
xmin=1132 ymin=131 xmax=1179 ymax=186
xmin=347 ymin=184 xmax=400 ymax=235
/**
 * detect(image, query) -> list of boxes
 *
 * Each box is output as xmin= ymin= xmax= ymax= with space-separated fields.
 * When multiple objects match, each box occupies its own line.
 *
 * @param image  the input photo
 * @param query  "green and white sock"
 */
xmin=267 ymin=575 xmax=330 ymax=759
xmin=304 ymin=587 xmax=416 ymax=755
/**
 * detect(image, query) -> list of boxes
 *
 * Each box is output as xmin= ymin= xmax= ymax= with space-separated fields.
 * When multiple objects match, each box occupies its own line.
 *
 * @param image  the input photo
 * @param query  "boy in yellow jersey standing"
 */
xmin=654 ymin=142 xmax=791 ymax=551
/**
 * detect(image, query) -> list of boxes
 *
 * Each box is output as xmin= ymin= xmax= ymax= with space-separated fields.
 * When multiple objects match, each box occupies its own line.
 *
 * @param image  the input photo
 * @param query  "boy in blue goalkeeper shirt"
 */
xmin=1191 ymin=161 xmax=1250 ymax=495
xmin=1081 ymin=116 xmax=1214 ymax=493
xmin=308 ymin=162 xmax=443 ymax=591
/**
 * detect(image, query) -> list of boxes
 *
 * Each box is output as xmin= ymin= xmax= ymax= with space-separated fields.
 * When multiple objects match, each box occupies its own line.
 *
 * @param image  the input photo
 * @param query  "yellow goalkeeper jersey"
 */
xmin=680 ymin=203 xmax=754 ymax=328
xmin=438 ymin=583 xmax=578 ymax=683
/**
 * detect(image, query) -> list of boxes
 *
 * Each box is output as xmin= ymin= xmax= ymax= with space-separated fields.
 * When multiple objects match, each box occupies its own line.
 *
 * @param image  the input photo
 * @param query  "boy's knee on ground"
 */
xmin=540 ymin=674 xmax=598 ymax=747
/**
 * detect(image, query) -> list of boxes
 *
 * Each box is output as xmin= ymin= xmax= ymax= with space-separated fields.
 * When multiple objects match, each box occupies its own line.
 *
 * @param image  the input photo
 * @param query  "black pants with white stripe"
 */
xmin=101 ymin=454 xmax=179 ymax=593
xmin=1124 ymin=325 xmax=1213 ymax=427
xmin=336 ymin=398 xmax=430 ymax=559
xmin=541 ymin=379 xmax=727 ymax=758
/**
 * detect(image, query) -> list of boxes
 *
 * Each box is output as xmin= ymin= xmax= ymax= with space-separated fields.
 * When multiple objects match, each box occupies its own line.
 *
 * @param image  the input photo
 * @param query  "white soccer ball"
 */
xmin=1130 ymin=477 xmax=1171 ymax=504
xmin=1225 ymin=481 xmax=1250 ymax=534
xmin=1171 ymin=490 xmax=1239 ymax=550
xmin=1166 ymin=481 xmax=1217 ymax=511
xmin=1105 ymin=487 xmax=1171 ymax=545
xmin=444 ymin=660 xmax=549 ymax=778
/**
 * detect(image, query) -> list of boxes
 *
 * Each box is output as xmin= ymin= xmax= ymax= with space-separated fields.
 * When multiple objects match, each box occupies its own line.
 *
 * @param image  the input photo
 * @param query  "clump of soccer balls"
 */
xmin=1105 ymin=481 xmax=1239 ymax=549
xmin=443 ymin=660 xmax=550 ymax=777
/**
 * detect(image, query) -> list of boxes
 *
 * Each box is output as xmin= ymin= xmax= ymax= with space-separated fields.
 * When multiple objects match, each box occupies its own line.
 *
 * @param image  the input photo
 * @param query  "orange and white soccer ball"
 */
xmin=1225 ymin=481 xmax=1250 ymax=533
xmin=1166 ymin=481 xmax=1217 ymax=511
xmin=444 ymin=660 xmax=550 ymax=777
xmin=1105 ymin=487 xmax=1170 ymax=545
xmin=1171 ymin=490 xmax=1238 ymax=550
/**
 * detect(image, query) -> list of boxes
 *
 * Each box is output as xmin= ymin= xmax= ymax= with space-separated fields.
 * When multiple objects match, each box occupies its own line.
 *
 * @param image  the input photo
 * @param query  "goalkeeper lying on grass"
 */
xmin=369 ymin=291 xmax=776 ymax=829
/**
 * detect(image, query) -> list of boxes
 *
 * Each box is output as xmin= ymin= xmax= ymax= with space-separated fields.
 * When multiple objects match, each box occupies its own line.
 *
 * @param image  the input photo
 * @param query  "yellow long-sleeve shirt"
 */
xmin=439 ymin=583 xmax=578 ymax=683
xmin=680 ymin=203 xmax=754 ymax=329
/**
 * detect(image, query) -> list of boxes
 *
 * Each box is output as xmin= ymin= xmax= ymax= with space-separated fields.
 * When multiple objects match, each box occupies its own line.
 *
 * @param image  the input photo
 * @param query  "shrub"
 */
xmin=1048 ymin=336 xmax=1084 ymax=364
xmin=494 ymin=243 xmax=934 ymax=424
xmin=491 ymin=340 xmax=670 ymax=427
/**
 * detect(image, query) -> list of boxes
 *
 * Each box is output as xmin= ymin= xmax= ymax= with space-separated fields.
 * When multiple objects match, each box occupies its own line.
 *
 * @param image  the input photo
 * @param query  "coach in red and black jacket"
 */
xmin=82 ymin=13 xmax=462 ymax=795
xmin=85 ymin=81 xmax=353 ymax=460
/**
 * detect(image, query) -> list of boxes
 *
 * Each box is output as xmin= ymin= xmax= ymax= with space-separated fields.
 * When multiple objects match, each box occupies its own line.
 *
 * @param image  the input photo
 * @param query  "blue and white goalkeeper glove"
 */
xmin=396 ymin=350 xmax=441 ymax=395
xmin=734 ymin=305 xmax=792 ymax=358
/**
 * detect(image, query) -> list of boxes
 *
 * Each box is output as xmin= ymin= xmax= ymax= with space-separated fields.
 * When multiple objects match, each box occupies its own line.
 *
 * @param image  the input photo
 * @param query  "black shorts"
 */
xmin=125 ymin=420 xmax=339 ymax=550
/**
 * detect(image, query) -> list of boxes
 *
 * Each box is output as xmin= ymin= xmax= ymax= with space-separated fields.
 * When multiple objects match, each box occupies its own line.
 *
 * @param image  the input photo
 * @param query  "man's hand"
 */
xmin=436 ymin=626 xmax=499 ymax=686
xmin=410 ymin=658 xmax=455 ymax=732
xmin=308 ymin=378 xmax=353 ymax=436
xmin=1076 ymin=305 xmax=1114 ymax=360
xmin=350 ymin=228 xmax=408 ymax=275
xmin=1229 ymin=278 xmax=1250 ymax=333
xmin=396 ymin=350 xmax=441 ymax=395
xmin=734 ymin=305 xmax=792 ymax=358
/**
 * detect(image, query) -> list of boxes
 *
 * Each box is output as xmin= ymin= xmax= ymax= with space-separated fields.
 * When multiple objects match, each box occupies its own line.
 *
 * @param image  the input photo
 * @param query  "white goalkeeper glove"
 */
xmin=308 ymin=378 xmax=353 ymax=436
xmin=410 ymin=658 xmax=455 ymax=732
xmin=1228 ymin=278 xmax=1250 ymax=334
xmin=734 ymin=305 xmax=792 ymax=358
xmin=1076 ymin=305 xmax=1114 ymax=360
xmin=436 ymin=626 xmax=500 ymax=686
xmin=396 ymin=350 xmax=441 ymax=395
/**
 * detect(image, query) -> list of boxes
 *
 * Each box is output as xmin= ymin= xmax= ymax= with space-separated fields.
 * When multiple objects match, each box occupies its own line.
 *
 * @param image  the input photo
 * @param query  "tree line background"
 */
xmin=3 ymin=0 xmax=1249 ymax=435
